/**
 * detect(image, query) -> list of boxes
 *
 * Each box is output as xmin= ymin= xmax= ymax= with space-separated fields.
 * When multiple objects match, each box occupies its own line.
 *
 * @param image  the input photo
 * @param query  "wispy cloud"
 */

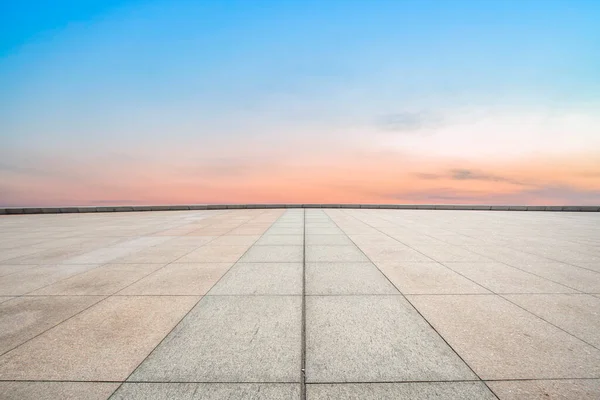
xmin=415 ymin=169 xmax=527 ymax=186
xmin=375 ymin=111 xmax=441 ymax=134
xmin=383 ymin=185 xmax=600 ymax=205
xmin=0 ymin=162 xmax=52 ymax=177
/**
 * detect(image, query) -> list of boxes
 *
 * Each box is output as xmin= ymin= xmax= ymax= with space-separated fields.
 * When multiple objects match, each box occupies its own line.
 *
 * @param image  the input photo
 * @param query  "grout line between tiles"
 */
xmin=106 ymin=209 xmax=285 ymax=399
xmin=2 ymin=377 xmax=600 ymax=384
xmin=325 ymin=209 xmax=501 ymax=400
xmin=346 ymin=209 xmax=600 ymax=352
xmin=301 ymin=208 xmax=307 ymax=400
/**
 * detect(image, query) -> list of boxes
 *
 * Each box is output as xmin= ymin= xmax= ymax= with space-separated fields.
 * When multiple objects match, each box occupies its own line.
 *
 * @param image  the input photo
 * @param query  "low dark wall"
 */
xmin=1 ymin=204 xmax=599 ymax=215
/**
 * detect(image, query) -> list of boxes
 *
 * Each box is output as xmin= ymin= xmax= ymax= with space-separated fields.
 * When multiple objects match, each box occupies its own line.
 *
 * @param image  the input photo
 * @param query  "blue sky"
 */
xmin=1 ymin=0 xmax=599 ymax=205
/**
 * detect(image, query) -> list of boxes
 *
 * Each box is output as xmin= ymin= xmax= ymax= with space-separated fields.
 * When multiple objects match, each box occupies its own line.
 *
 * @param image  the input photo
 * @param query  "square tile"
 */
xmin=359 ymin=246 xmax=432 ymax=262
xmin=444 ymin=262 xmax=576 ymax=293
xmin=504 ymin=294 xmax=600 ymax=348
xmin=487 ymin=379 xmax=600 ymax=400
xmin=112 ymin=383 xmax=300 ymax=399
xmin=209 ymin=263 xmax=302 ymax=295
xmin=208 ymin=235 xmax=260 ymax=246
xmin=255 ymin=235 xmax=304 ymax=246
xmin=0 ymin=264 xmax=37 ymax=277
xmin=306 ymin=235 xmax=354 ymax=246
xmin=511 ymin=262 xmax=600 ymax=293
xmin=266 ymin=227 xmax=303 ymax=235
xmin=0 ymin=382 xmax=120 ymax=400
xmin=377 ymin=262 xmax=490 ymax=294
xmin=409 ymin=295 xmax=600 ymax=379
xmin=306 ymin=295 xmax=476 ymax=382
xmin=306 ymin=262 xmax=397 ymax=295
xmin=0 ymin=296 xmax=199 ymax=380
xmin=112 ymin=247 xmax=195 ymax=264
xmin=306 ymin=246 xmax=368 ymax=262
xmin=176 ymin=245 xmax=250 ymax=263
xmin=0 ymin=264 xmax=101 ymax=295
xmin=0 ymin=296 xmax=104 ymax=354
xmin=119 ymin=263 xmax=232 ymax=295
xmin=129 ymin=296 xmax=301 ymax=382
xmin=305 ymin=227 xmax=343 ymax=235
xmin=31 ymin=263 xmax=164 ymax=295
xmin=239 ymin=246 xmax=303 ymax=263
xmin=306 ymin=382 xmax=496 ymax=400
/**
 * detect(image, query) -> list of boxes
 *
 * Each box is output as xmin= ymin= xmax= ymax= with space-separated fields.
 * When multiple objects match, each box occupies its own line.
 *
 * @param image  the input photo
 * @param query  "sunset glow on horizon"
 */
xmin=2 ymin=0 xmax=599 ymax=206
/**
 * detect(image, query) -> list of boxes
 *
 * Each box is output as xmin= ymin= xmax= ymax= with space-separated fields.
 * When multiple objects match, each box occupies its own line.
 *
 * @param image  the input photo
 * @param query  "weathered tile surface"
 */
xmin=487 ymin=379 xmax=600 ymax=400
xmin=0 ymin=382 xmax=120 ymax=400
xmin=504 ymin=293 xmax=600 ymax=348
xmin=306 ymin=262 xmax=397 ymax=295
xmin=0 ymin=208 xmax=599 ymax=399
xmin=0 ymin=296 xmax=198 ymax=380
xmin=209 ymin=262 xmax=302 ymax=295
xmin=112 ymin=383 xmax=300 ymax=399
xmin=0 ymin=295 xmax=104 ymax=354
xmin=306 ymin=382 xmax=497 ymax=399
xmin=118 ymin=263 xmax=232 ymax=295
xmin=129 ymin=296 xmax=302 ymax=382
xmin=408 ymin=294 xmax=600 ymax=379
xmin=306 ymin=295 xmax=476 ymax=382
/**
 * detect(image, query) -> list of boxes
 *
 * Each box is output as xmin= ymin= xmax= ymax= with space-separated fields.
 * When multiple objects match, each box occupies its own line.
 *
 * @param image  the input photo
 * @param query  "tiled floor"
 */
xmin=1 ymin=209 xmax=599 ymax=399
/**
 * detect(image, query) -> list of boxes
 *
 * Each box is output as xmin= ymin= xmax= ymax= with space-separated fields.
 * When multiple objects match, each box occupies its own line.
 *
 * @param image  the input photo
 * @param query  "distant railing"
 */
xmin=1 ymin=204 xmax=599 ymax=214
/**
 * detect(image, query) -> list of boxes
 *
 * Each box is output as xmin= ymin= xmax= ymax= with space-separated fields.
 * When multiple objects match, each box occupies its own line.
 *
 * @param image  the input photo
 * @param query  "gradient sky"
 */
xmin=2 ymin=0 xmax=600 ymax=206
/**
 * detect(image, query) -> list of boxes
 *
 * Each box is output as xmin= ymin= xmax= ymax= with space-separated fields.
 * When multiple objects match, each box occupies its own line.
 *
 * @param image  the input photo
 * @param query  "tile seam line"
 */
xmin=110 ymin=213 xmax=244 ymax=297
xmin=2 ymin=377 xmax=600 ymax=384
xmin=361 ymin=209 xmax=586 ymax=294
xmin=7 ymin=212 xmax=230 ymax=295
xmin=107 ymin=209 xmax=284 ymax=399
xmin=352 ymin=212 xmax=600 ymax=350
xmin=326 ymin=209 xmax=501 ymax=400
xmin=301 ymin=208 xmax=307 ymax=400
xmin=436 ymin=263 xmax=600 ymax=351
xmin=352 ymin=209 xmax=600 ymax=355
xmin=10 ymin=291 xmax=599 ymax=297
xmin=351 ymin=210 xmax=600 ymax=369
xmin=375 ymin=208 xmax=600 ymax=277
xmin=0 ymin=210 xmax=226 ymax=264
xmin=0 ymin=211 xmax=238 ymax=359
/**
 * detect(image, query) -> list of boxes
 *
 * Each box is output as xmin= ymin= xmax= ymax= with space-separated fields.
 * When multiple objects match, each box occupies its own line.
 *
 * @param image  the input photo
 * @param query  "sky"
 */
xmin=1 ymin=0 xmax=600 ymax=206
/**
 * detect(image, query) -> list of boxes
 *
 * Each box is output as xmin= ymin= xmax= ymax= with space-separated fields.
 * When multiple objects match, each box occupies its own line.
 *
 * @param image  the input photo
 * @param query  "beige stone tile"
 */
xmin=487 ymin=379 xmax=600 ymax=400
xmin=409 ymin=294 xmax=600 ymax=379
xmin=306 ymin=262 xmax=397 ymax=295
xmin=307 ymin=382 xmax=496 ymax=400
xmin=513 ymin=262 xmax=600 ymax=293
xmin=119 ymin=263 xmax=232 ymax=295
xmin=208 ymin=235 xmax=260 ymax=246
xmin=209 ymin=263 xmax=302 ymax=295
xmin=112 ymin=383 xmax=300 ymax=399
xmin=239 ymin=246 xmax=303 ymax=263
xmin=31 ymin=263 xmax=164 ymax=295
xmin=0 ymin=296 xmax=104 ymax=354
xmin=378 ymin=262 xmax=489 ymax=294
xmin=0 ymin=295 xmax=199 ymax=380
xmin=129 ymin=296 xmax=301 ymax=382
xmin=0 ymin=264 xmax=101 ymax=295
xmin=306 ymin=246 xmax=369 ymax=262
xmin=444 ymin=262 xmax=576 ymax=293
xmin=177 ymin=246 xmax=250 ymax=263
xmin=0 ymin=382 xmax=120 ymax=400
xmin=504 ymin=294 xmax=600 ymax=348
xmin=306 ymin=295 xmax=476 ymax=382
xmin=0 ymin=264 xmax=37 ymax=277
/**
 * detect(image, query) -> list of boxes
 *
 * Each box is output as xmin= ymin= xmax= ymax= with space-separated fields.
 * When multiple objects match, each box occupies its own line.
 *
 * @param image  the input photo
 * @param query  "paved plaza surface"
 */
xmin=0 ymin=208 xmax=599 ymax=399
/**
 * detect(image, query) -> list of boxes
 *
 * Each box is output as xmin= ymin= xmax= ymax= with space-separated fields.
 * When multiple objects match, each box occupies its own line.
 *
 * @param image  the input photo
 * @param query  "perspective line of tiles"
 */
xmin=0 ymin=208 xmax=599 ymax=400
